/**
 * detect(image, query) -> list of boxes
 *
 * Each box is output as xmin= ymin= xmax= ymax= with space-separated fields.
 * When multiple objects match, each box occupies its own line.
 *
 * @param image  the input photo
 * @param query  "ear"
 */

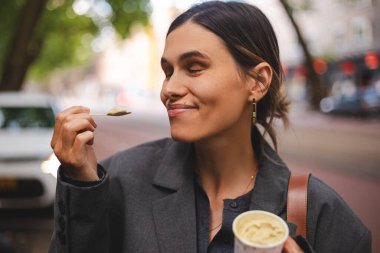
xmin=246 ymin=62 xmax=273 ymax=102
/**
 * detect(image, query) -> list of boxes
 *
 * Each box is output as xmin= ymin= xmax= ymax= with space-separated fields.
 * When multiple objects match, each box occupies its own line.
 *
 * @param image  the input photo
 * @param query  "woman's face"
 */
xmin=160 ymin=22 xmax=252 ymax=142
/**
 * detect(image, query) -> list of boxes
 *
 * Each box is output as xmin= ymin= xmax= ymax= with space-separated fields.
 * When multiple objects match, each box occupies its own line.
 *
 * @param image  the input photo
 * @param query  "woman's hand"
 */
xmin=282 ymin=237 xmax=304 ymax=253
xmin=51 ymin=106 xmax=99 ymax=181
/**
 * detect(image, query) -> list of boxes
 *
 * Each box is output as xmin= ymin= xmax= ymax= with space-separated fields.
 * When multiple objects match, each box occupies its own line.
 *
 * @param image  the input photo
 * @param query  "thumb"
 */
xmin=282 ymin=237 xmax=304 ymax=253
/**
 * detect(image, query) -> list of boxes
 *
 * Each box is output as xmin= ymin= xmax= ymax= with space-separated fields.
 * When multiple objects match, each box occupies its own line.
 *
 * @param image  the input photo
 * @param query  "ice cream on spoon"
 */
xmin=106 ymin=106 xmax=131 ymax=116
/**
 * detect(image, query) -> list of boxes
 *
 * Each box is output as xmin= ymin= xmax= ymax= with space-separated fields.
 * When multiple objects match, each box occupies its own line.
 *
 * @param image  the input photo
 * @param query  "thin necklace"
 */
xmin=208 ymin=175 xmax=255 ymax=232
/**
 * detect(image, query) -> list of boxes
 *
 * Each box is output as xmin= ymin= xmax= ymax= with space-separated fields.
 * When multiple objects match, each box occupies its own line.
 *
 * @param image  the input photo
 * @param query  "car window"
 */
xmin=0 ymin=107 xmax=55 ymax=129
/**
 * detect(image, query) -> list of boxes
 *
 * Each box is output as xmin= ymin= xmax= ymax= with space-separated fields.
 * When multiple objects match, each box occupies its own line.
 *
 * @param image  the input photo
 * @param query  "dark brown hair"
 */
xmin=167 ymin=1 xmax=290 ymax=150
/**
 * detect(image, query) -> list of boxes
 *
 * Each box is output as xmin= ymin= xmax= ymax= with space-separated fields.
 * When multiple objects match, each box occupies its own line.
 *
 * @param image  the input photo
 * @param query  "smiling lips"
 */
xmin=167 ymin=103 xmax=197 ymax=117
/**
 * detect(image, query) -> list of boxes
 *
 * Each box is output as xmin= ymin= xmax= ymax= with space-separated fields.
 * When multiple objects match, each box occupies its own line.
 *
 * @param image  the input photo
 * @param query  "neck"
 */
xmin=194 ymin=125 xmax=258 ymax=200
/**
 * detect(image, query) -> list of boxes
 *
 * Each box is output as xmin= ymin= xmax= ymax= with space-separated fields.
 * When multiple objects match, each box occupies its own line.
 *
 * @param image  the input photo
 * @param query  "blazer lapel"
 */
xmin=152 ymin=141 xmax=197 ymax=253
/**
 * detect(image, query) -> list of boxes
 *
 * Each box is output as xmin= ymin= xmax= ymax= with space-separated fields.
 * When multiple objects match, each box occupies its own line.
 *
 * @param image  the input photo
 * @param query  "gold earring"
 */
xmin=252 ymin=98 xmax=256 ymax=124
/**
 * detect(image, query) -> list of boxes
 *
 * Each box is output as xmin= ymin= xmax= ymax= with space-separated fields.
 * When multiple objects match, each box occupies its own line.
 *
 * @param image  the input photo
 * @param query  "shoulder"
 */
xmin=307 ymin=176 xmax=371 ymax=252
xmin=308 ymin=176 xmax=360 ymax=221
xmin=308 ymin=176 xmax=349 ymax=209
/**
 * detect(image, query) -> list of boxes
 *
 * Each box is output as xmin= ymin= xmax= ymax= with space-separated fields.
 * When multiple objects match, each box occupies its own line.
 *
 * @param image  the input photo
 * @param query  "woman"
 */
xmin=49 ymin=1 xmax=371 ymax=253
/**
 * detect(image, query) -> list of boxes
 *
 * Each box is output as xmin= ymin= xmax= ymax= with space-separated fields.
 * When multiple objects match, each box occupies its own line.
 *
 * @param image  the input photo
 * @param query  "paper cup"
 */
xmin=233 ymin=210 xmax=289 ymax=253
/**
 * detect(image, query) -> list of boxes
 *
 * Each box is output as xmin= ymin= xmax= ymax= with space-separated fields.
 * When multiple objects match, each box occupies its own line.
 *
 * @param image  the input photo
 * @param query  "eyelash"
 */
xmin=163 ymin=62 xmax=204 ymax=79
xmin=187 ymin=63 xmax=203 ymax=74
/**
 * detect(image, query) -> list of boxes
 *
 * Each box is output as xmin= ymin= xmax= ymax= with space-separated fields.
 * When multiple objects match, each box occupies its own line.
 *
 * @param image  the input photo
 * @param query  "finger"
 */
xmin=61 ymin=117 xmax=96 ymax=150
xmin=57 ymin=130 xmax=95 ymax=168
xmin=57 ymin=112 xmax=95 ymax=150
xmin=52 ymin=113 xmax=96 ymax=165
xmin=73 ymin=130 xmax=95 ymax=150
xmin=71 ymin=131 xmax=95 ymax=165
xmin=68 ymin=112 xmax=97 ymax=129
xmin=282 ymin=237 xmax=304 ymax=253
xmin=283 ymin=239 xmax=291 ymax=253
xmin=51 ymin=106 xmax=90 ymax=148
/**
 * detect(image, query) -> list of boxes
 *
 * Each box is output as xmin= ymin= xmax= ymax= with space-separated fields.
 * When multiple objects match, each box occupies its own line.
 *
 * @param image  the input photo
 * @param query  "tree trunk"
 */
xmin=0 ymin=0 xmax=47 ymax=91
xmin=279 ymin=0 xmax=325 ymax=109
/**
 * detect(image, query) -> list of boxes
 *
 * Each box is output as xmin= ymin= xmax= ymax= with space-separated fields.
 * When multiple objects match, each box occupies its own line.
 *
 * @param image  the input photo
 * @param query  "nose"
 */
xmin=160 ymin=72 xmax=188 ymax=102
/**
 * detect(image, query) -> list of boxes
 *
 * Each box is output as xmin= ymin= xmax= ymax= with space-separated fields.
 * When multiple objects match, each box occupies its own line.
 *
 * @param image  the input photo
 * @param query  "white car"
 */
xmin=0 ymin=92 xmax=60 ymax=209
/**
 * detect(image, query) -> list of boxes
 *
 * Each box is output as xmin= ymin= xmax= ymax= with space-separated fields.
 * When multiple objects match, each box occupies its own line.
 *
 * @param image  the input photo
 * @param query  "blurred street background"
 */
xmin=1 ymin=0 xmax=380 ymax=252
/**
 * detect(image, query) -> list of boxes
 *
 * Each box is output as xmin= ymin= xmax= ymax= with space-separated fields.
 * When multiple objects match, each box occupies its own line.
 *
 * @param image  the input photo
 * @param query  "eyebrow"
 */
xmin=161 ymin=50 xmax=210 ymax=66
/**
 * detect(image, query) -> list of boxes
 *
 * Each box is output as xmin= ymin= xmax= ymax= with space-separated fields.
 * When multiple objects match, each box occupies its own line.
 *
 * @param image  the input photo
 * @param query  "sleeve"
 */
xmin=306 ymin=176 xmax=372 ymax=253
xmin=48 ymin=165 xmax=116 ymax=253
xmin=351 ymin=229 xmax=372 ymax=253
xmin=59 ymin=165 xmax=105 ymax=187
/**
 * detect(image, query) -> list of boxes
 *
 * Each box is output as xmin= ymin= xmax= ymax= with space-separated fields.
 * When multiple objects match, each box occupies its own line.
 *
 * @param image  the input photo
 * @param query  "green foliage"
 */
xmin=287 ymin=0 xmax=314 ymax=12
xmin=108 ymin=0 xmax=151 ymax=38
xmin=29 ymin=0 xmax=98 ymax=80
xmin=0 ymin=0 xmax=151 ymax=82
xmin=0 ymin=0 xmax=26 ymax=78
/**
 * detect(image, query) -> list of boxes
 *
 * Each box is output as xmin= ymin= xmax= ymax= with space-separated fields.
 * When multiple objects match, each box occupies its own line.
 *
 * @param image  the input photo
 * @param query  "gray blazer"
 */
xmin=48 ymin=138 xmax=371 ymax=253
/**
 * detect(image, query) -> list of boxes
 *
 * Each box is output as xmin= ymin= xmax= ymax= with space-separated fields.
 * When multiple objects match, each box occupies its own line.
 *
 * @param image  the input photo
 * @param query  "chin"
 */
xmin=170 ymin=132 xmax=194 ymax=143
xmin=170 ymin=128 xmax=200 ymax=143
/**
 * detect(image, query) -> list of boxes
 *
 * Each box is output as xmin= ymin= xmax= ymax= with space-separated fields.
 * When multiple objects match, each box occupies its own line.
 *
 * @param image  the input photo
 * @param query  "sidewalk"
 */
xmin=277 ymin=109 xmax=380 ymax=180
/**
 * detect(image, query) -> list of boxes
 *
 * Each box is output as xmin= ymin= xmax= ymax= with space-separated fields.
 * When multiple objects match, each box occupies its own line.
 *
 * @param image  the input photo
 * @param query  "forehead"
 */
xmin=162 ymin=21 xmax=229 ymax=62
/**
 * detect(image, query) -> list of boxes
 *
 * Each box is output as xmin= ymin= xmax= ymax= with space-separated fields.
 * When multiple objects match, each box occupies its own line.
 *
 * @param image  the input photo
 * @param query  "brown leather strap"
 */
xmin=287 ymin=173 xmax=310 ymax=238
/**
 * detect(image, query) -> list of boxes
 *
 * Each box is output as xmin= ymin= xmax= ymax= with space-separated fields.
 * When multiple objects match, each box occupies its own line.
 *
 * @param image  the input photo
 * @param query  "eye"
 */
xmin=187 ymin=63 xmax=204 ymax=74
xmin=165 ymin=70 xmax=173 ymax=79
xmin=162 ymin=67 xmax=173 ymax=79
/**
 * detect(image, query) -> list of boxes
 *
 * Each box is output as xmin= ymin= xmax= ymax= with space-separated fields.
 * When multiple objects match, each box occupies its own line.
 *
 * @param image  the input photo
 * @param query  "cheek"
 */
xmin=205 ymin=80 xmax=248 ymax=119
xmin=194 ymin=75 xmax=245 ymax=108
xmin=214 ymin=91 xmax=246 ymax=118
xmin=193 ymin=90 xmax=246 ymax=133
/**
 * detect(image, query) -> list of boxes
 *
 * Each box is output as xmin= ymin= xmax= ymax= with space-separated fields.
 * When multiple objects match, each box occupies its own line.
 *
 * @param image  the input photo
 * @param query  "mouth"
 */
xmin=166 ymin=103 xmax=197 ymax=117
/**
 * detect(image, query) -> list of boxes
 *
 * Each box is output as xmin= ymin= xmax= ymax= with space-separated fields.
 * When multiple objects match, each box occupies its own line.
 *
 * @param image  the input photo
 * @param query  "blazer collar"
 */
xmin=152 ymin=140 xmax=195 ymax=190
xmin=152 ymin=133 xmax=291 ymax=217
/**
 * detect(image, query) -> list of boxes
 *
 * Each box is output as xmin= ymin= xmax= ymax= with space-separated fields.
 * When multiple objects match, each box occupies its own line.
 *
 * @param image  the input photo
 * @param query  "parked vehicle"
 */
xmin=320 ymin=77 xmax=380 ymax=116
xmin=0 ymin=92 xmax=59 ymax=209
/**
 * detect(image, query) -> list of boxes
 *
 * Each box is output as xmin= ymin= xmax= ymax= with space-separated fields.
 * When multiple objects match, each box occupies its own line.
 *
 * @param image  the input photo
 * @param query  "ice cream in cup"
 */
xmin=233 ymin=210 xmax=289 ymax=253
